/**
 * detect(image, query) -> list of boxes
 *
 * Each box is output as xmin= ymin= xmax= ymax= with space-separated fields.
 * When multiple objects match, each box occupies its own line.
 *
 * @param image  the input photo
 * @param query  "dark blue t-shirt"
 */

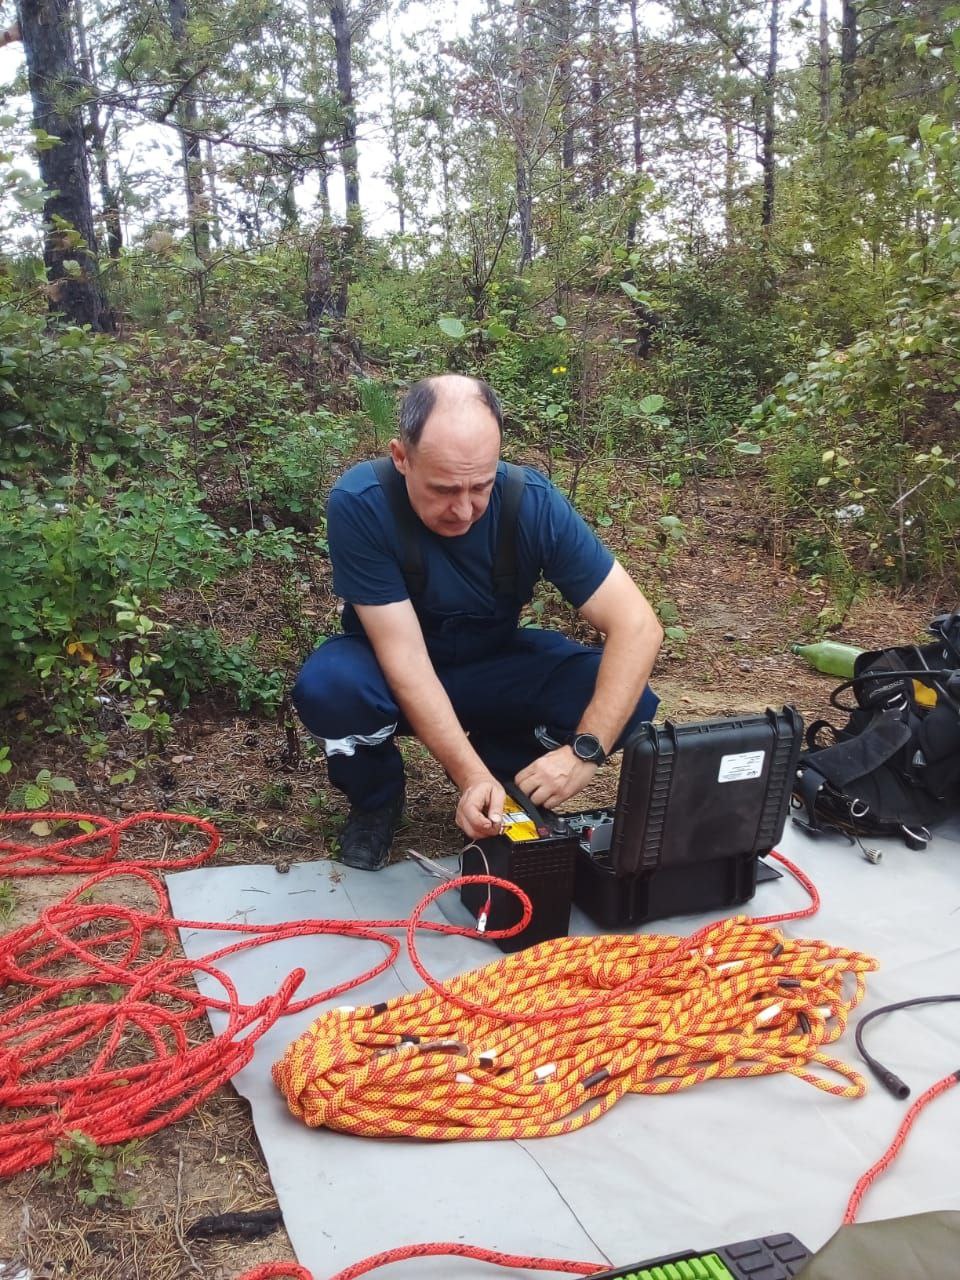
xmin=327 ymin=460 xmax=613 ymax=625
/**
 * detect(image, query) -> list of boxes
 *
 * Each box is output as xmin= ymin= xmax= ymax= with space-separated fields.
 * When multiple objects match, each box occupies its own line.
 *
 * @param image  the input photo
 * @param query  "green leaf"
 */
xmin=23 ymin=784 xmax=49 ymax=810
xmin=735 ymin=441 xmax=762 ymax=455
xmin=637 ymin=394 xmax=665 ymax=415
xmin=918 ymin=112 xmax=937 ymax=138
xmin=49 ymin=776 xmax=76 ymax=792
xmin=437 ymin=317 xmax=466 ymax=339
xmin=550 ymin=315 xmax=567 ymax=329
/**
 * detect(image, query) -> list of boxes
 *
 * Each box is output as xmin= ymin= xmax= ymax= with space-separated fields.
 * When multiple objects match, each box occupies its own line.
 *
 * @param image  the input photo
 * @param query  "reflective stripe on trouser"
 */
xmin=291 ymin=628 xmax=659 ymax=811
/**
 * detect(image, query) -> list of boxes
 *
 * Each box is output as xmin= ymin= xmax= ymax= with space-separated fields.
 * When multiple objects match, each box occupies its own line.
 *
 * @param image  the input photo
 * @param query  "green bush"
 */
xmin=154 ymin=627 xmax=285 ymax=713
xmin=247 ymin=407 xmax=352 ymax=525
xmin=0 ymin=309 xmax=146 ymax=480
xmin=0 ymin=485 xmax=228 ymax=725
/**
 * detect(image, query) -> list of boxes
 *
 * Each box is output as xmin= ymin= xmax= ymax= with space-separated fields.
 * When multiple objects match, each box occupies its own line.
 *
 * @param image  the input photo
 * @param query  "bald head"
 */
xmin=389 ymin=374 xmax=504 ymax=537
xmin=398 ymin=375 xmax=503 ymax=449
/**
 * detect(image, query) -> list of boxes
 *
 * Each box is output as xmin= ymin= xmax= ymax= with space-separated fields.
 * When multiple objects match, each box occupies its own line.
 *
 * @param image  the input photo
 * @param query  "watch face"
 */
xmin=573 ymin=733 xmax=603 ymax=763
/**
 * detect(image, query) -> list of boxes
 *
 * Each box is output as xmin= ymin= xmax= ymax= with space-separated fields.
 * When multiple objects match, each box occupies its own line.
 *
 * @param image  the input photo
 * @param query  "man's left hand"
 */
xmin=515 ymin=746 xmax=597 ymax=811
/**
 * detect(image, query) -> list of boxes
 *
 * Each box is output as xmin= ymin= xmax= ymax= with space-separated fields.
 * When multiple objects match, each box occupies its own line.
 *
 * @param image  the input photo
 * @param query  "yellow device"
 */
xmin=501 ymin=809 xmax=539 ymax=842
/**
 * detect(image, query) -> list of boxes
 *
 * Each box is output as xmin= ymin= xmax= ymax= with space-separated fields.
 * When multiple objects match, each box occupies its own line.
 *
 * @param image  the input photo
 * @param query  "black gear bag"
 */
xmin=792 ymin=611 xmax=960 ymax=850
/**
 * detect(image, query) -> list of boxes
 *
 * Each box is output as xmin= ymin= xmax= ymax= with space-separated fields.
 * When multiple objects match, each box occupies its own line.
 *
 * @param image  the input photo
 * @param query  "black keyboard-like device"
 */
xmin=587 ymin=1233 xmax=813 ymax=1280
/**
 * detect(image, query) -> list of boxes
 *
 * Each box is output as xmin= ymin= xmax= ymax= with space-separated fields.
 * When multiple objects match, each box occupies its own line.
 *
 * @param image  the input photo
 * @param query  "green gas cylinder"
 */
xmin=790 ymin=640 xmax=863 ymax=678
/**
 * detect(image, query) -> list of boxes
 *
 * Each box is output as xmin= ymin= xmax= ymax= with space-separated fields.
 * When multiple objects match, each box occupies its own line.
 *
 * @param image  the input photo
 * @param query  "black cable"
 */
xmin=499 ymin=777 xmax=552 ymax=834
xmin=856 ymin=995 xmax=960 ymax=1099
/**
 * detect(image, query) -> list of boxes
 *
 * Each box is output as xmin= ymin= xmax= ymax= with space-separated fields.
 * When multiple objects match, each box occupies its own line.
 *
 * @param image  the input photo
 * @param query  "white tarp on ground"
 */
xmin=166 ymin=816 xmax=960 ymax=1278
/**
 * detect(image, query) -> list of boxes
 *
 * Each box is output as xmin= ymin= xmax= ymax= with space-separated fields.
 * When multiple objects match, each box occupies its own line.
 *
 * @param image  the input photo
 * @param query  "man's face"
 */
xmin=390 ymin=397 xmax=501 ymax=537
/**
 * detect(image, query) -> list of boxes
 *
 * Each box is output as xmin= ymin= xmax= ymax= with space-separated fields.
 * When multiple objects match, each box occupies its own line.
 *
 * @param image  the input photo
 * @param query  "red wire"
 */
xmin=843 ymin=1071 xmax=958 ymax=1224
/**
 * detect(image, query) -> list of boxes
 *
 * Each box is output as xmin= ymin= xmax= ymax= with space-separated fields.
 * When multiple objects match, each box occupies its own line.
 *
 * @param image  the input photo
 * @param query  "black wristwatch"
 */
xmin=571 ymin=733 xmax=606 ymax=765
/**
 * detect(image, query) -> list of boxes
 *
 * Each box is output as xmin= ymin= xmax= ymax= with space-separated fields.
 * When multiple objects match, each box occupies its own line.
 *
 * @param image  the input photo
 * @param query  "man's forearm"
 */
xmin=578 ymin=615 xmax=662 ymax=751
xmin=386 ymin=656 xmax=492 ymax=789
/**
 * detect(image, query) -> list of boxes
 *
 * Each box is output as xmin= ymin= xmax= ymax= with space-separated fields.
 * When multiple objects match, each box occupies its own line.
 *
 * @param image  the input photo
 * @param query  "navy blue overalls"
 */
xmin=292 ymin=463 xmax=659 ymax=811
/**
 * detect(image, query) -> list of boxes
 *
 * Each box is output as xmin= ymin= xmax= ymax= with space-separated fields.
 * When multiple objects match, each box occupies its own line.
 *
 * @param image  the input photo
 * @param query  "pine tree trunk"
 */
xmin=626 ymin=0 xmax=644 ymax=247
xmin=819 ymin=0 xmax=831 ymax=159
xmin=18 ymin=0 xmax=110 ymax=329
xmin=205 ymin=137 xmax=221 ymax=243
xmin=723 ymin=51 xmax=736 ymax=244
xmin=589 ymin=0 xmax=603 ymax=201
xmin=840 ymin=0 xmax=857 ymax=114
xmin=74 ymin=0 xmax=122 ymax=259
xmin=515 ymin=0 xmax=533 ymax=268
xmin=554 ymin=0 xmax=574 ymax=172
xmin=169 ymin=0 xmax=209 ymax=258
xmin=329 ymin=0 xmax=361 ymax=223
xmin=305 ymin=0 xmax=332 ymax=221
xmin=760 ymin=0 xmax=779 ymax=232
xmin=385 ymin=4 xmax=408 ymax=268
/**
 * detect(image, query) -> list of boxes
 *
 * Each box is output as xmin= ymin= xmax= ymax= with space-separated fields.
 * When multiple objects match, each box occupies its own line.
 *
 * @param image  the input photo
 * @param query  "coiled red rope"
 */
xmin=0 ymin=811 xmax=530 ymax=1177
xmin=0 ymin=810 xmax=221 ymax=875
xmin=3 ymin=813 xmax=946 ymax=1280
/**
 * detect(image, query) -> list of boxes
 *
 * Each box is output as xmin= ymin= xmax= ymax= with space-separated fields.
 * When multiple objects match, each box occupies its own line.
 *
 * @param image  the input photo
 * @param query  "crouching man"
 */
xmin=293 ymin=374 xmax=662 ymax=869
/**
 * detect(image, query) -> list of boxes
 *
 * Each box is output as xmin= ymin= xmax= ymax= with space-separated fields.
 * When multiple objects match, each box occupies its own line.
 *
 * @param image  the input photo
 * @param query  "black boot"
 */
xmin=337 ymin=791 xmax=404 ymax=871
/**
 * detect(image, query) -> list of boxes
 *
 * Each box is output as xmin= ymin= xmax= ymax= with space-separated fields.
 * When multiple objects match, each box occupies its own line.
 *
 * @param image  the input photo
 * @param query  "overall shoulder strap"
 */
xmin=492 ymin=462 xmax=526 ymax=597
xmin=371 ymin=456 xmax=425 ymax=597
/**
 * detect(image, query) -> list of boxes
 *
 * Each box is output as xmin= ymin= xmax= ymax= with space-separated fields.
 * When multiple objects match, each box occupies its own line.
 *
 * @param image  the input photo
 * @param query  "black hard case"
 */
xmin=574 ymin=706 xmax=803 ymax=927
xmin=462 ymin=706 xmax=803 ymax=948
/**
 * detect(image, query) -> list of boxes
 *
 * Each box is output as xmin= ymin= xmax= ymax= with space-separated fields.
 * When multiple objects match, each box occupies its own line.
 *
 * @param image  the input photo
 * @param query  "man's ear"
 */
xmin=388 ymin=437 xmax=407 ymax=473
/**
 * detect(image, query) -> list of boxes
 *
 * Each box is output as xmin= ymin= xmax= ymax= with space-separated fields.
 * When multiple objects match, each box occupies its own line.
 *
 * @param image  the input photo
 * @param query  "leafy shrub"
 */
xmin=0 ymin=485 xmax=228 ymax=724
xmin=356 ymin=376 xmax=396 ymax=445
xmin=43 ymin=1132 xmax=145 ymax=1208
xmin=154 ymin=627 xmax=285 ymax=713
xmin=246 ymin=408 xmax=352 ymax=525
xmin=0 ymin=309 xmax=146 ymax=479
xmin=744 ymin=116 xmax=960 ymax=583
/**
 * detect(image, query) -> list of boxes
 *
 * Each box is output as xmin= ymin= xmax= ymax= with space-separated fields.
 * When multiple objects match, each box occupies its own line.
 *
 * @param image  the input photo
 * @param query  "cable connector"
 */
xmin=868 ymin=1062 xmax=910 ymax=1100
xmin=477 ymin=896 xmax=491 ymax=933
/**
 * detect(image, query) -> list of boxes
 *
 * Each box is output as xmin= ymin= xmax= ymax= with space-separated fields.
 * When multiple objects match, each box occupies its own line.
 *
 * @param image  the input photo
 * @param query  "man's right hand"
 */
xmin=456 ymin=774 xmax=506 ymax=840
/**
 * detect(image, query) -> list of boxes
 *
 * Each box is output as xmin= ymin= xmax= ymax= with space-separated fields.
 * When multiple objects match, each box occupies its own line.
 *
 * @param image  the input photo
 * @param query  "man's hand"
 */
xmin=456 ymin=774 xmax=506 ymax=840
xmin=516 ymin=746 xmax=597 ymax=811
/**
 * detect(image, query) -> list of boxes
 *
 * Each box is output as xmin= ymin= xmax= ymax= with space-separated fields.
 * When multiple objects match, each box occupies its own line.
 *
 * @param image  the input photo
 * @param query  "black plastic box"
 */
xmin=574 ymin=706 xmax=803 ymax=928
xmin=460 ymin=828 xmax=577 ymax=953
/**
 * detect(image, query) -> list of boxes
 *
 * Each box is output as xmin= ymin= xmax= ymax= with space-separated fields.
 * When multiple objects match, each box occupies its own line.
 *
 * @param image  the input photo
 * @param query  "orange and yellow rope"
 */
xmin=274 ymin=913 xmax=877 ymax=1141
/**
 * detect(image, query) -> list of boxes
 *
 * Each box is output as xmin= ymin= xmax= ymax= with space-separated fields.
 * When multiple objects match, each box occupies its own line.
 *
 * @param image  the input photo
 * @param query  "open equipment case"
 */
xmin=461 ymin=706 xmax=803 ymax=952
